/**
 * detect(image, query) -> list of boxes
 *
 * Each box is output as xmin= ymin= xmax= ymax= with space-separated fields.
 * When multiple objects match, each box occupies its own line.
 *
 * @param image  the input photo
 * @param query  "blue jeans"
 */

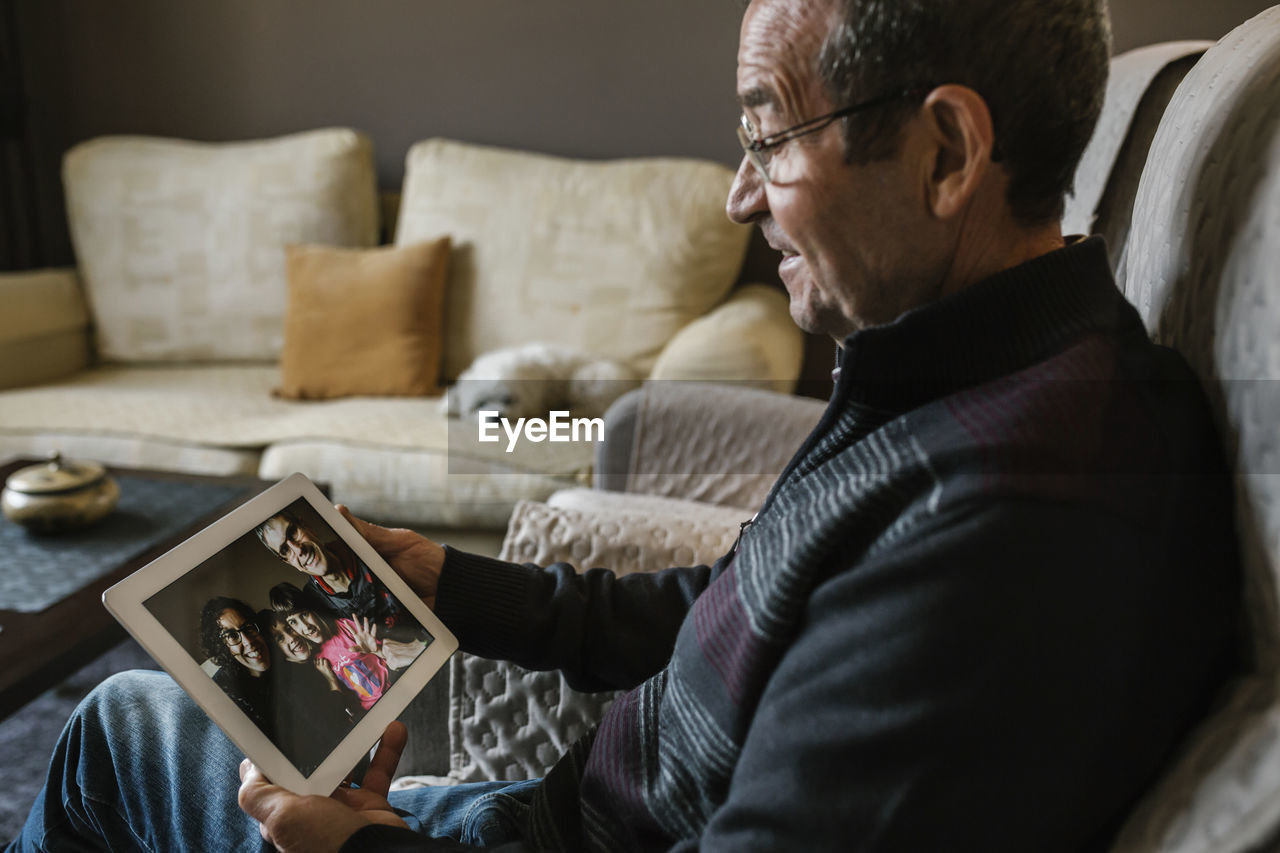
xmin=6 ymin=671 xmax=541 ymax=852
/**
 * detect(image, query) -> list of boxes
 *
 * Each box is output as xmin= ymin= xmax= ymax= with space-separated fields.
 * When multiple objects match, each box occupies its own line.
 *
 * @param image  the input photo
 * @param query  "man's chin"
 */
xmin=788 ymin=300 xmax=826 ymax=337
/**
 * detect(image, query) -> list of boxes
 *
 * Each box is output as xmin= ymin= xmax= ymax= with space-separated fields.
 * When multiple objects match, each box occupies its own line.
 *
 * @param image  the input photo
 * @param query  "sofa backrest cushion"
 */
xmin=395 ymin=138 xmax=750 ymax=381
xmin=1111 ymin=9 xmax=1280 ymax=851
xmin=64 ymin=129 xmax=379 ymax=362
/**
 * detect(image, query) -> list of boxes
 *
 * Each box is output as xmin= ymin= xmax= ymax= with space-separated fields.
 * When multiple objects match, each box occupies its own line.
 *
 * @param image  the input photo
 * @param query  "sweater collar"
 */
xmin=832 ymin=236 xmax=1142 ymax=412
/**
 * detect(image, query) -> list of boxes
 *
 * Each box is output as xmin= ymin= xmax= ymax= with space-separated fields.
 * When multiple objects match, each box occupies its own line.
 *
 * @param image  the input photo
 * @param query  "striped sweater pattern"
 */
xmin=392 ymin=237 xmax=1238 ymax=853
xmin=574 ymin=415 xmax=944 ymax=850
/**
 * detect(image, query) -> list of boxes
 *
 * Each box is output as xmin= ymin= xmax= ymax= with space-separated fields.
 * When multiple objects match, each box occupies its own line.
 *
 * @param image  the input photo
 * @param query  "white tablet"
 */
xmin=102 ymin=472 xmax=457 ymax=795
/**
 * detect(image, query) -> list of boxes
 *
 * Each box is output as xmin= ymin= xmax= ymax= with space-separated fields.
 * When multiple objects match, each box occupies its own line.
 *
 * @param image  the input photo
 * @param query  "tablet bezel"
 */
xmin=102 ymin=471 xmax=457 ymax=795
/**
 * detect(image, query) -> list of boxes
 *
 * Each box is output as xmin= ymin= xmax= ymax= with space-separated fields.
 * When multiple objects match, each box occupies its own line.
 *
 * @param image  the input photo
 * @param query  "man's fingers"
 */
xmin=338 ymin=505 xmax=374 ymax=537
xmin=238 ymin=760 xmax=288 ymax=822
xmin=339 ymin=505 xmax=392 ymax=547
xmin=360 ymin=721 xmax=408 ymax=797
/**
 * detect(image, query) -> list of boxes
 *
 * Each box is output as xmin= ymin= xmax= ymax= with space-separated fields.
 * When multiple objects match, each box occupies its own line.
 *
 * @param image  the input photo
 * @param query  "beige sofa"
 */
xmin=430 ymin=10 xmax=1280 ymax=850
xmin=0 ymin=131 xmax=804 ymax=529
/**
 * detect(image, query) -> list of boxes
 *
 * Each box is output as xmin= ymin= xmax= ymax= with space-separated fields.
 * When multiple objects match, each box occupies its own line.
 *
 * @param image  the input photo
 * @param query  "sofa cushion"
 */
xmin=277 ymin=238 xmax=451 ymax=400
xmin=0 ymin=365 xmax=591 ymax=528
xmin=0 ymin=268 xmax=91 ymax=390
xmin=395 ymin=138 xmax=750 ymax=380
xmin=63 ymin=129 xmax=379 ymax=362
xmin=647 ymin=283 xmax=803 ymax=394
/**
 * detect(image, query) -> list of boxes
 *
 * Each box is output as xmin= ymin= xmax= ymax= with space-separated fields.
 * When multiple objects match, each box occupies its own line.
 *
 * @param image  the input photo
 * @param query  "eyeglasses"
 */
xmin=220 ymin=621 xmax=261 ymax=647
xmin=736 ymin=86 xmax=933 ymax=183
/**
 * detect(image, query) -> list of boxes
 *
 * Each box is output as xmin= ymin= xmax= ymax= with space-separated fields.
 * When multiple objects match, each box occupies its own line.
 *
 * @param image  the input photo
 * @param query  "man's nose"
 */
xmin=726 ymin=156 xmax=767 ymax=224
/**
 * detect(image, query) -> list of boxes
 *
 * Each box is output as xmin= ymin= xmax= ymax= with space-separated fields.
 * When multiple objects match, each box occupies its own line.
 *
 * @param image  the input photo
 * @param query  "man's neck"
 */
xmin=320 ymin=544 xmax=354 ymax=591
xmin=937 ymin=220 xmax=1065 ymax=303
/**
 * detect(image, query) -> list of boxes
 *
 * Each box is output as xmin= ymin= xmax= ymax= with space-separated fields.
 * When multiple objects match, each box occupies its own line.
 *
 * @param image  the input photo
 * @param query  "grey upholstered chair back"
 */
xmin=1109 ymin=8 xmax=1280 ymax=852
xmin=1063 ymin=41 xmax=1210 ymax=291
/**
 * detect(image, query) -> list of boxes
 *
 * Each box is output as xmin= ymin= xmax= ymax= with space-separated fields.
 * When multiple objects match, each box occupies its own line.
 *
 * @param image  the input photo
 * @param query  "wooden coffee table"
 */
xmin=0 ymin=460 xmax=277 ymax=720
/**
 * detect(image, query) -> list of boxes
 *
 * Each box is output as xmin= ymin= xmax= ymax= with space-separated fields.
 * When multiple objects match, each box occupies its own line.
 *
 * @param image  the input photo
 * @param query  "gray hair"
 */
xmin=816 ymin=0 xmax=1111 ymax=226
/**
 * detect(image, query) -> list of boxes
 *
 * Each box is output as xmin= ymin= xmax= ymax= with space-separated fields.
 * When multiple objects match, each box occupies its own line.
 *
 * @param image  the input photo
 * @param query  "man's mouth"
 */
xmin=779 ymin=250 xmax=803 ymax=275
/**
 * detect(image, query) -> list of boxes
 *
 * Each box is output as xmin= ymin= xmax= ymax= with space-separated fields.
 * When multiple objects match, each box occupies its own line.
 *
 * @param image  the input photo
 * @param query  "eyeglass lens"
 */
xmin=221 ymin=622 xmax=260 ymax=645
xmin=737 ymin=119 xmax=771 ymax=182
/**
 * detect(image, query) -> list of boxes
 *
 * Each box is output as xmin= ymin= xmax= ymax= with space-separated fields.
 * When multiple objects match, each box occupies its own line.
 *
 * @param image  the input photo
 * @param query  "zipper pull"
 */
xmin=730 ymin=513 xmax=757 ymax=556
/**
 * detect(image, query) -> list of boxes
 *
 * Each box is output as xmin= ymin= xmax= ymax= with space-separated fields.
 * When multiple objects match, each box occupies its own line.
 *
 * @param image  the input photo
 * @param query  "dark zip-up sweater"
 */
xmin=346 ymin=237 xmax=1240 ymax=852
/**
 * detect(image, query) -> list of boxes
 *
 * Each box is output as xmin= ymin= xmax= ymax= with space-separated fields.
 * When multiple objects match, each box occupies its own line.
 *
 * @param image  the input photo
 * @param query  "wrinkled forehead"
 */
xmin=260 ymin=516 xmax=288 ymax=550
xmin=737 ymin=0 xmax=838 ymax=111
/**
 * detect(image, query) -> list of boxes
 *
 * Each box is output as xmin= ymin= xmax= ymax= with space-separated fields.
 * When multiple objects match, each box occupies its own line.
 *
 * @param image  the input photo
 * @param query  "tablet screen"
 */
xmin=142 ymin=497 xmax=432 ymax=777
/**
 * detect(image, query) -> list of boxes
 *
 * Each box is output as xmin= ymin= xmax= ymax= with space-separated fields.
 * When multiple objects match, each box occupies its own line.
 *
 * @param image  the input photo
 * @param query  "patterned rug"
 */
xmin=0 ymin=639 xmax=155 ymax=841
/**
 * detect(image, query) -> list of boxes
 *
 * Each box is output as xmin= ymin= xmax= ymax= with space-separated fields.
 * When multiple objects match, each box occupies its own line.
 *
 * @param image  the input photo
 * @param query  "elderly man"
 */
xmin=7 ymin=0 xmax=1239 ymax=850
xmin=255 ymin=509 xmax=404 ymax=631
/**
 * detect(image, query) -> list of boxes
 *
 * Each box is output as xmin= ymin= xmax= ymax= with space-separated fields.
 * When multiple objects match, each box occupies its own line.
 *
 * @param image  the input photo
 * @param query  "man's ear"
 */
xmin=919 ymin=85 xmax=995 ymax=220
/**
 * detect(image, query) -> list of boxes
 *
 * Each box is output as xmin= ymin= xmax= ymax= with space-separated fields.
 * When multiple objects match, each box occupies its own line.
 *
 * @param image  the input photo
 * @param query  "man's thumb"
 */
xmin=338 ymin=505 xmax=381 ymax=541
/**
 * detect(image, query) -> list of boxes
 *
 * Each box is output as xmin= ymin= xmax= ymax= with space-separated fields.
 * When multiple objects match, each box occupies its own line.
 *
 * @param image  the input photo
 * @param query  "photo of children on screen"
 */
xmin=144 ymin=498 xmax=432 ymax=777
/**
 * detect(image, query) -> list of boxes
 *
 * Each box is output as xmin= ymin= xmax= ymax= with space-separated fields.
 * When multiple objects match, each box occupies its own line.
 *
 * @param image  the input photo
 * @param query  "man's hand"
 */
xmin=338 ymin=505 xmax=445 ymax=609
xmin=238 ymin=721 xmax=410 ymax=853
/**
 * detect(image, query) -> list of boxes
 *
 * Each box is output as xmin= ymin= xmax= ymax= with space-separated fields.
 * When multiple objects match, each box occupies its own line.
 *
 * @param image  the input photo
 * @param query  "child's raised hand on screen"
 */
xmin=348 ymin=616 xmax=379 ymax=656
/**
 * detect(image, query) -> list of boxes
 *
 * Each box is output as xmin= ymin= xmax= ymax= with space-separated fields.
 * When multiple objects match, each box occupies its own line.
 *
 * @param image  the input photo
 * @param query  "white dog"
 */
xmin=445 ymin=344 xmax=641 ymax=421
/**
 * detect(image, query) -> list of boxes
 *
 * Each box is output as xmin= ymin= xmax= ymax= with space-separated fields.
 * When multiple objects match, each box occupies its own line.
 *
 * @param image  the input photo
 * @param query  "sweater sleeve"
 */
xmin=432 ymin=546 xmax=726 ymax=692
xmin=689 ymin=497 xmax=1236 ymax=851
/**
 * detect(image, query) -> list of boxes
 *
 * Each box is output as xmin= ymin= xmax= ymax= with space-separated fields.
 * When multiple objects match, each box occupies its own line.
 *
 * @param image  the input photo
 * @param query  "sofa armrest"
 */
xmin=647 ymin=283 xmax=804 ymax=393
xmin=438 ymin=500 xmax=741 ymax=783
xmin=0 ymin=268 xmax=91 ymax=390
xmin=596 ymin=381 xmax=826 ymax=509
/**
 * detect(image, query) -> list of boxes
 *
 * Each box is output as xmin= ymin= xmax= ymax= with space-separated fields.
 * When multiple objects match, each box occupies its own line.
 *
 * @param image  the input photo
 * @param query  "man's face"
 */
xmin=217 ymin=609 xmax=269 ymax=673
xmin=286 ymin=611 xmax=325 ymax=645
xmin=260 ymin=516 xmax=329 ymax=577
xmin=727 ymin=0 xmax=945 ymax=340
xmin=270 ymin=620 xmax=313 ymax=663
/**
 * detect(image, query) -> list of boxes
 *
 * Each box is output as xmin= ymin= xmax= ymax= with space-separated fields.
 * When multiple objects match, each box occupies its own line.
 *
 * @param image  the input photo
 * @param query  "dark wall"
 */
xmin=13 ymin=0 xmax=1276 ymax=268
xmin=1110 ymin=0 xmax=1274 ymax=53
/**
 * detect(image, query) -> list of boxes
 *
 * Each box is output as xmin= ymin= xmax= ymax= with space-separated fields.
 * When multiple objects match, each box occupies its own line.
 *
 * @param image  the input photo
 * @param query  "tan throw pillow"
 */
xmin=276 ymin=238 xmax=451 ymax=400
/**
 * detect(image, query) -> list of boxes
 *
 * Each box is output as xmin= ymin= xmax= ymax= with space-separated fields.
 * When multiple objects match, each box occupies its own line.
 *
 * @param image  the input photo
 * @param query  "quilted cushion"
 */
xmin=446 ymin=500 xmax=741 ymax=782
xmin=64 ymin=129 xmax=379 ymax=362
xmin=395 ymin=138 xmax=751 ymax=381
